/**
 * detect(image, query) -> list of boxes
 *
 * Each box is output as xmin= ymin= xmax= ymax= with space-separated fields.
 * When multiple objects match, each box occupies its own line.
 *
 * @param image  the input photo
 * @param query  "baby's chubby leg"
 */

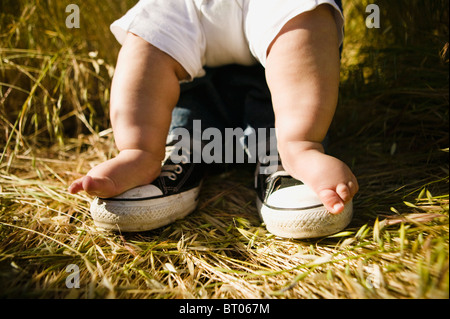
xmin=69 ymin=33 xmax=189 ymax=197
xmin=265 ymin=4 xmax=358 ymax=214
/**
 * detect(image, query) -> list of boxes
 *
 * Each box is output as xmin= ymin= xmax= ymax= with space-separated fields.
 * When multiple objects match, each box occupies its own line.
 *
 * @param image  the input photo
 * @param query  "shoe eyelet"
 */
xmin=168 ymin=173 xmax=177 ymax=181
xmin=175 ymin=165 xmax=183 ymax=174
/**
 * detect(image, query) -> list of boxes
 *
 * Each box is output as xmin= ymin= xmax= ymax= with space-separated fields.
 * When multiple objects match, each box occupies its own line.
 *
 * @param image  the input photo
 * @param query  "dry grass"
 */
xmin=0 ymin=146 xmax=448 ymax=299
xmin=0 ymin=0 xmax=448 ymax=299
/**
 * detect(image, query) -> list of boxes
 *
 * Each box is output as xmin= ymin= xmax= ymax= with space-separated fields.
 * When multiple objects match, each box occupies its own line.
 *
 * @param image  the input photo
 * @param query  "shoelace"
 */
xmin=160 ymin=145 xmax=191 ymax=181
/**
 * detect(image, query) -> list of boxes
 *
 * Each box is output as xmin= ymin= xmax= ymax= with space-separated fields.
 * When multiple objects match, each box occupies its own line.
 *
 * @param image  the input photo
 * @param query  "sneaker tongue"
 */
xmin=266 ymin=183 xmax=323 ymax=209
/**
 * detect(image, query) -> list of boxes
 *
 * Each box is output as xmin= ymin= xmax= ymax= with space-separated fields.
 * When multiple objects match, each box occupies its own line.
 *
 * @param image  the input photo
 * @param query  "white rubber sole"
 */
xmin=257 ymin=197 xmax=353 ymax=239
xmin=90 ymin=186 xmax=201 ymax=232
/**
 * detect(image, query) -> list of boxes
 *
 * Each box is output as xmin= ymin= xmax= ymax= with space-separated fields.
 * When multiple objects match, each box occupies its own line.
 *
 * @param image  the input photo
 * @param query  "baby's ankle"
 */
xmin=278 ymin=140 xmax=324 ymax=156
xmin=118 ymin=148 xmax=163 ymax=163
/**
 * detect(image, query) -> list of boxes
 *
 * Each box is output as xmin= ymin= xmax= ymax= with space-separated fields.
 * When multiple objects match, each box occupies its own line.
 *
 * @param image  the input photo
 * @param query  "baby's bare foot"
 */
xmin=279 ymin=141 xmax=359 ymax=214
xmin=69 ymin=149 xmax=161 ymax=198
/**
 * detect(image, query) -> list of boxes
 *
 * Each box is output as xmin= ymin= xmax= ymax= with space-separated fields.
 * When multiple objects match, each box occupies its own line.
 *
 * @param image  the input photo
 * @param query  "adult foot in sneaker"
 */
xmin=68 ymin=149 xmax=162 ymax=198
xmin=278 ymin=141 xmax=359 ymax=215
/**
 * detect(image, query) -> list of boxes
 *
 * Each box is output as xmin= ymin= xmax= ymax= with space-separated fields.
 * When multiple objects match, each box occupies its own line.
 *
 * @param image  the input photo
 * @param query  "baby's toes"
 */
xmin=68 ymin=178 xmax=83 ymax=194
xmin=336 ymin=183 xmax=352 ymax=203
xmin=318 ymin=188 xmax=345 ymax=215
xmin=82 ymin=175 xmax=118 ymax=198
xmin=348 ymin=180 xmax=359 ymax=197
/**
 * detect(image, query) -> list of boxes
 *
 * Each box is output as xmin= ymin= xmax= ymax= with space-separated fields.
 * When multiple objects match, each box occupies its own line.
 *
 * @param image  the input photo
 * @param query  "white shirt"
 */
xmin=111 ymin=0 xmax=343 ymax=80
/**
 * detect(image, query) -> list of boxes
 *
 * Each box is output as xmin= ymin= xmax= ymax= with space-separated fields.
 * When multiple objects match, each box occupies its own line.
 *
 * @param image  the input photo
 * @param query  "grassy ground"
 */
xmin=0 ymin=0 xmax=448 ymax=299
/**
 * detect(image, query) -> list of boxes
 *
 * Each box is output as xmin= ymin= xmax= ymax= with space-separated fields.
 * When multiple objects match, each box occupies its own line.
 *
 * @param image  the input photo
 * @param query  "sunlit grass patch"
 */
xmin=0 ymin=0 xmax=448 ymax=299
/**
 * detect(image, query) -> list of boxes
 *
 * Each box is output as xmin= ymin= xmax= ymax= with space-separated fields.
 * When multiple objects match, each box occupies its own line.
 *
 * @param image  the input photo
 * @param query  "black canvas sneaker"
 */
xmin=90 ymin=139 xmax=205 ymax=232
xmin=255 ymin=155 xmax=353 ymax=239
